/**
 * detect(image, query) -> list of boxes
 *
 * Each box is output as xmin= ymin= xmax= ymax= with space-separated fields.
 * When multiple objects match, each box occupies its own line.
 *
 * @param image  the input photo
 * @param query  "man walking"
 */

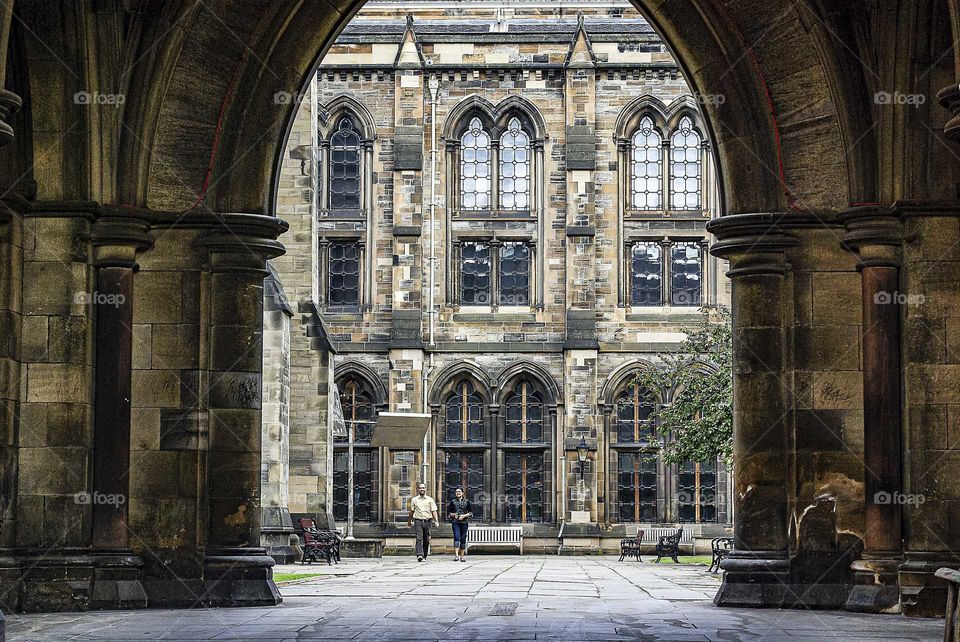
xmin=407 ymin=482 xmax=439 ymax=561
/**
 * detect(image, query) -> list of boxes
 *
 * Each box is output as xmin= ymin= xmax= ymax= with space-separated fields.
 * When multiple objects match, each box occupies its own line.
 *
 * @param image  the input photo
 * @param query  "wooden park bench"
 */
xmin=467 ymin=525 xmax=523 ymax=554
xmin=938 ymin=567 xmax=960 ymax=641
xmin=619 ymin=529 xmax=645 ymax=562
xmin=298 ymin=517 xmax=342 ymax=565
xmin=709 ymin=537 xmax=733 ymax=573
xmin=654 ymin=527 xmax=683 ymax=563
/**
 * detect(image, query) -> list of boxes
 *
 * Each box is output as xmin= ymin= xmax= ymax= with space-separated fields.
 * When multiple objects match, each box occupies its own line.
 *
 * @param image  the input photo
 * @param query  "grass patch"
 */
xmin=274 ymin=572 xmax=324 ymax=583
xmin=641 ymin=555 xmax=713 ymax=565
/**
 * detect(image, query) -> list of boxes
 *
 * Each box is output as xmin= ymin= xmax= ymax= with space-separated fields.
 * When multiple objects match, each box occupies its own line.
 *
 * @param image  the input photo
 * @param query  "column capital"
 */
xmin=840 ymin=205 xmax=903 ymax=268
xmin=197 ymin=213 xmax=288 ymax=274
xmin=0 ymin=89 xmax=22 ymax=147
xmin=937 ymin=83 xmax=960 ymax=142
xmin=706 ymin=213 xmax=798 ymax=276
xmin=91 ymin=214 xmax=153 ymax=268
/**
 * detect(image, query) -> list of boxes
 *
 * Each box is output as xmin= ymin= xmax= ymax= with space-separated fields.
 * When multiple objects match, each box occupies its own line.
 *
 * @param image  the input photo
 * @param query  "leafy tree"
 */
xmin=632 ymin=307 xmax=732 ymax=465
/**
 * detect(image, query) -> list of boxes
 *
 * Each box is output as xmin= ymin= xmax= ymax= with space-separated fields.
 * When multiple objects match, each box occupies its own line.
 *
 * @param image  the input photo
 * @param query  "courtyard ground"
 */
xmin=5 ymin=556 xmax=942 ymax=641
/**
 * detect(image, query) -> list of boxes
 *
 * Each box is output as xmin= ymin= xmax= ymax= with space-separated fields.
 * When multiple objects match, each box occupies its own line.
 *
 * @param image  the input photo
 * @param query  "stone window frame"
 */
xmin=333 ymin=366 xmax=389 ymax=525
xmin=443 ymin=96 xmax=549 ymax=309
xmin=449 ymin=232 xmax=537 ymax=311
xmin=621 ymin=235 xmax=708 ymax=309
xmin=317 ymin=97 xmax=378 ymax=312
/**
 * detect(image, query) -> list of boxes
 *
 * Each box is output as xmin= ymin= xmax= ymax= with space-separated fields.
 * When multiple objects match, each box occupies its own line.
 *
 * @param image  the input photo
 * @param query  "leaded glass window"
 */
xmin=618 ymin=452 xmax=657 ymax=522
xmin=504 ymin=382 xmax=543 ymax=443
xmin=499 ymin=242 xmax=530 ymax=306
xmin=444 ymin=381 xmax=484 ymax=444
xmin=333 ymin=450 xmax=375 ymax=522
xmin=460 ymin=241 xmax=491 ymax=305
xmin=328 ymin=241 xmax=360 ymax=307
xmin=329 ymin=117 xmax=362 ymax=212
xmin=630 ymin=242 xmax=662 ymax=306
xmin=615 ymin=384 xmax=655 ymax=444
xmin=670 ymin=242 xmax=701 ymax=306
xmin=460 ymin=117 xmax=492 ymax=210
xmin=670 ymin=116 xmax=701 ymax=210
xmin=443 ymin=451 xmax=486 ymax=521
xmin=504 ymin=453 xmax=544 ymax=523
xmin=678 ymin=460 xmax=718 ymax=523
xmin=336 ymin=379 xmax=375 ymax=444
xmin=499 ymin=117 xmax=531 ymax=210
xmin=631 ymin=116 xmax=662 ymax=210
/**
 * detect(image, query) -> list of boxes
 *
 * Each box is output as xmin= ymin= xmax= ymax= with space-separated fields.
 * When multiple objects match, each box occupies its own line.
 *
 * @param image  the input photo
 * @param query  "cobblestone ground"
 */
xmin=6 ymin=556 xmax=942 ymax=641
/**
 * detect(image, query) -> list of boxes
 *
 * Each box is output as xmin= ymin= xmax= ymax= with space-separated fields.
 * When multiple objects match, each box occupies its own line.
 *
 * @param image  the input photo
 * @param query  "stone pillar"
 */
xmin=709 ymin=213 xmax=797 ymax=607
xmin=198 ymin=214 xmax=286 ymax=607
xmin=841 ymin=208 xmax=904 ymax=612
xmin=89 ymin=215 xmax=151 ymax=609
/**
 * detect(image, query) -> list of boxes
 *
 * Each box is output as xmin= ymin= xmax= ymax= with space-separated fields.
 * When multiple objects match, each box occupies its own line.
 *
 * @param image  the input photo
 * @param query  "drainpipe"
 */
xmin=427 ymin=75 xmax=440 ymax=348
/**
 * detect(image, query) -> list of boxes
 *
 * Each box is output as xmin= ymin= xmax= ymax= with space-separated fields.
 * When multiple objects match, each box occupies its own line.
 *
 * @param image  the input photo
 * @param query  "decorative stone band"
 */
xmin=0 ymin=88 xmax=22 ymax=146
xmin=706 ymin=212 xmax=798 ymax=277
xmin=840 ymin=205 xmax=903 ymax=269
xmin=938 ymin=83 xmax=960 ymax=142
xmin=91 ymin=214 xmax=154 ymax=269
xmin=196 ymin=213 xmax=289 ymax=274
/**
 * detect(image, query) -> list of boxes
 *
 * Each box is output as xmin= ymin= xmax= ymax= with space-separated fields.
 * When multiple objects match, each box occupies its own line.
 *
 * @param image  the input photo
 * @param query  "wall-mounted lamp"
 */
xmin=577 ymin=436 xmax=589 ymax=481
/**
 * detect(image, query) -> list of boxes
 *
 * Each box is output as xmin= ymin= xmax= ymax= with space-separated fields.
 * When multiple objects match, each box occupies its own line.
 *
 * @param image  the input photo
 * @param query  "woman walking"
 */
xmin=448 ymin=487 xmax=473 ymax=562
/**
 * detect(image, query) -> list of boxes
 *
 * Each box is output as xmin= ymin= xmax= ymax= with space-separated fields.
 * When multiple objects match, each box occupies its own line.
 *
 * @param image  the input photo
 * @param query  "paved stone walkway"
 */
xmin=5 ymin=556 xmax=942 ymax=641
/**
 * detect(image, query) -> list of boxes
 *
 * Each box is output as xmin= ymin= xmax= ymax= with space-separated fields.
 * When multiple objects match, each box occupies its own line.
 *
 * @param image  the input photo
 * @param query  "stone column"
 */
xmin=198 ymin=213 xmax=286 ymax=607
xmin=709 ymin=213 xmax=797 ymax=607
xmin=841 ymin=208 xmax=904 ymax=612
xmin=89 ymin=215 xmax=151 ymax=609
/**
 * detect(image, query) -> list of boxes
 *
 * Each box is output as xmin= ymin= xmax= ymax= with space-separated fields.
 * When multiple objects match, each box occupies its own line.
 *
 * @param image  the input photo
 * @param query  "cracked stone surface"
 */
xmin=5 ymin=556 xmax=942 ymax=640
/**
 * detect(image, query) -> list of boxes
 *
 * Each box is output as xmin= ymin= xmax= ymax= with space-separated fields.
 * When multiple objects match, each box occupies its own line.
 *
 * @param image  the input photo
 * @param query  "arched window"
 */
xmin=329 ymin=117 xmax=362 ymax=212
xmin=504 ymin=382 xmax=543 ymax=443
xmin=615 ymin=383 xmax=655 ymax=444
xmin=499 ymin=117 xmax=530 ymax=210
xmin=444 ymin=381 xmax=484 ymax=444
xmin=670 ymin=116 xmax=701 ymax=210
xmin=460 ymin=117 xmax=492 ymax=210
xmin=333 ymin=378 xmax=379 ymax=523
xmin=631 ymin=116 xmax=662 ymax=210
xmin=678 ymin=460 xmax=718 ymax=523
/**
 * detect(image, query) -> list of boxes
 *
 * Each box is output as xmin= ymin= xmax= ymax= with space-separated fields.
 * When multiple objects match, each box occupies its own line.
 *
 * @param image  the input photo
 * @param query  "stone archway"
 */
xmin=0 ymin=0 xmax=957 ymax=617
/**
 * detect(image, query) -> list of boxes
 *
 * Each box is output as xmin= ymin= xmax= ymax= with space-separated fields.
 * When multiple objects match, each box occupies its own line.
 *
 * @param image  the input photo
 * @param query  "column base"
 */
xmin=0 ymin=554 xmax=19 ymax=613
xmin=260 ymin=507 xmax=298 ymax=564
xmin=714 ymin=550 xmax=850 ymax=609
xmin=846 ymin=555 xmax=901 ymax=613
xmin=899 ymin=552 xmax=960 ymax=617
xmin=88 ymin=552 xmax=148 ymax=610
xmin=200 ymin=548 xmax=281 ymax=607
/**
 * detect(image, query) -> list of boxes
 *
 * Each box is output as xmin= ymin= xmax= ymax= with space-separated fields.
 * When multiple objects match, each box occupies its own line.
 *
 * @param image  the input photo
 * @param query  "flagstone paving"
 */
xmin=5 ymin=556 xmax=942 ymax=641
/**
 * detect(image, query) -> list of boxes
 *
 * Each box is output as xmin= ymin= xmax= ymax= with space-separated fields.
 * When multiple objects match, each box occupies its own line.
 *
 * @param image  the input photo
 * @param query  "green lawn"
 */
xmin=274 ymin=572 xmax=325 ymax=583
xmin=641 ymin=555 xmax=713 ymax=565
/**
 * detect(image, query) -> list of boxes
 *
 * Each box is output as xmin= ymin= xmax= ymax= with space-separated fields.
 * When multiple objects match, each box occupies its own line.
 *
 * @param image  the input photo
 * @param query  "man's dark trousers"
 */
xmin=414 ymin=518 xmax=431 ymax=558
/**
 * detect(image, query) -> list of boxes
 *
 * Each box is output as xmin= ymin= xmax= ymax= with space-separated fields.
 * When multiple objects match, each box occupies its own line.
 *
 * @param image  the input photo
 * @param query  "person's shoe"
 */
xmin=417 ymin=556 xmax=423 ymax=562
xmin=460 ymin=557 xmax=466 ymax=562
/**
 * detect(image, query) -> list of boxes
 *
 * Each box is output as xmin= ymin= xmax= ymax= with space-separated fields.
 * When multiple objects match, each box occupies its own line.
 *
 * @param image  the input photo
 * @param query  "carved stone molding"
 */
xmin=196 ymin=213 xmax=289 ymax=274
xmin=706 ymin=212 xmax=798 ymax=276
xmin=0 ymin=89 xmax=21 ymax=146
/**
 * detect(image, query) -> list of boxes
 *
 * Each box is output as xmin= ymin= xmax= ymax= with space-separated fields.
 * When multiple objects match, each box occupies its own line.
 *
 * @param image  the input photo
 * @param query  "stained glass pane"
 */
xmin=461 ymin=117 xmax=491 ymax=210
xmin=670 ymin=242 xmax=701 ymax=306
xmin=328 ymin=241 xmax=360 ymax=307
xmin=631 ymin=116 xmax=662 ymax=210
xmin=504 ymin=383 xmax=544 ymax=443
xmin=444 ymin=381 xmax=484 ymax=444
xmin=631 ymin=241 xmax=662 ymax=306
xmin=617 ymin=452 xmax=658 ymax=522
xmin=329 ymin=117 xmax=362 ymax=211
xmin=460 ymin=241 xmax=491 ymax=305
xmin=443 ymin=452 xmax=486 ymax=521
xmin=615 ymin=384 xmax=655 ymax=444
xmin=500 ymin=117 xmax=531 ymax=210
xmin=499 ymin=242 xmax=530 ymax=306
xmin=670 ymin=116 xmax=701 ymax=210
xmin=504 ymin=453 xmax=544 ymax=523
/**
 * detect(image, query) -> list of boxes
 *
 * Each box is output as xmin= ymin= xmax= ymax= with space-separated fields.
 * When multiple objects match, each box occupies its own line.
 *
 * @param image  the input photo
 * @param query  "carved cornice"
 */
xmin=706 ymin=213 xmax=798 ymax=276
xmin=197 ymin=213 xmax=289 ymax=274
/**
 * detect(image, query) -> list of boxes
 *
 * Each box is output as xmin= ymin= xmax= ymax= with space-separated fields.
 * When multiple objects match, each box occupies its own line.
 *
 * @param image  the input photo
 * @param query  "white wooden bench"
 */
xmin=466 ymin=525 xmax=523 ymax=554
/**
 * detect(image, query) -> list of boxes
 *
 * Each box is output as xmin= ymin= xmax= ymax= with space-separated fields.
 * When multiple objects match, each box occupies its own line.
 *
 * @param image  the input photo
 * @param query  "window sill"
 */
xmin=453 ymin=309 xmax=536 ymax=323
xmin=625 ymin=306 xmax=705 ymax=322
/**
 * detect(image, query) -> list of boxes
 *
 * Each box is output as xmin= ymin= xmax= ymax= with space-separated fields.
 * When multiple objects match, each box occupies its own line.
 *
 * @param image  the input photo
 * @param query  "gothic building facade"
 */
xmin=264 ymin=0 xmax=733 ymax=553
